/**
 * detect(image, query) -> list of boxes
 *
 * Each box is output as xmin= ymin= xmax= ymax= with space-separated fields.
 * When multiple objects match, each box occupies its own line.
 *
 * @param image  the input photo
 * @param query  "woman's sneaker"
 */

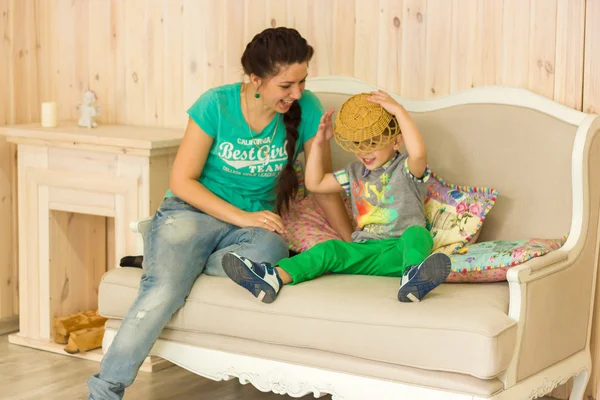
xmin=398 ymin=253 xmax=451 ymax=303
xmin=222 ymin=252 xmax=282 ymax=304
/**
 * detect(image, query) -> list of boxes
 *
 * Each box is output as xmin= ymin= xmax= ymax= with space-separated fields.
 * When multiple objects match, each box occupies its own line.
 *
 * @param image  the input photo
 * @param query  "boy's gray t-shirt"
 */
xmin=334 ymin=153 xmax=431 ymax=242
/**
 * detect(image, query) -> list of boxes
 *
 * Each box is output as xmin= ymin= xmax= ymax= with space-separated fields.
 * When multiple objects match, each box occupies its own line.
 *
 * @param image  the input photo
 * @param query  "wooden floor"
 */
xmin=1 ymin=332 xmax=561 ymax=400
xmin=0 ymin=334 xmax=330 ymax=400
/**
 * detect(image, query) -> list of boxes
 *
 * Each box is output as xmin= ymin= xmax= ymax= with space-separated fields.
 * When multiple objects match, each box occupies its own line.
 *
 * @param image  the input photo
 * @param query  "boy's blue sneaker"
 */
xmin=398 ymin=253 xmax=451 ymax=303
xmin=222 ymin=252 xmax=282 ymax=304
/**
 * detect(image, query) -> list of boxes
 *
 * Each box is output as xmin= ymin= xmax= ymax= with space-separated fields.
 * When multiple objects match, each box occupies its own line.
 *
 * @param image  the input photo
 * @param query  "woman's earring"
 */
xmin=255 ymin=93 xmax=260 ymax=99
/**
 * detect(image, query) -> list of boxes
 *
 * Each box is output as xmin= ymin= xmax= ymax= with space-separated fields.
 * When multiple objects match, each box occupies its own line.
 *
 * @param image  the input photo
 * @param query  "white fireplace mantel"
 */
xmin=1 ymin=121 xmax=181 ymax=371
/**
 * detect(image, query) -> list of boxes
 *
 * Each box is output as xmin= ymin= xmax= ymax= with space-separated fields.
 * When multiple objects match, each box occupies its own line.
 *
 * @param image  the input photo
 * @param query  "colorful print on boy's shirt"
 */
xmin=336 ymin=153 xmax=431 ymax=242
xmin=352 ymin=175 xmax=399 ymax=235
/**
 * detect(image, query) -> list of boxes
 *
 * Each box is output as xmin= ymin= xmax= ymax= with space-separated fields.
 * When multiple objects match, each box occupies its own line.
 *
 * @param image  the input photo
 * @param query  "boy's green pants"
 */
xmin=278 ymin=225 xmax=434 ymax=284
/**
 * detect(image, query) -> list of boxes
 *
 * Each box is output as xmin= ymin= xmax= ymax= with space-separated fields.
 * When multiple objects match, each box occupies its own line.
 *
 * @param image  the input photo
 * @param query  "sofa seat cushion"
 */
xmin=104 ymin=320 xmax=505 ymax=398
xmin=99 ymin=268 xmax=517 ymax=379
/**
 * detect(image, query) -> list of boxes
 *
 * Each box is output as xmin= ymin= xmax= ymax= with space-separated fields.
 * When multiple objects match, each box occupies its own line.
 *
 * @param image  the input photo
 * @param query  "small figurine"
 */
xmin=78 ymin=90 xmax=100 ymax=128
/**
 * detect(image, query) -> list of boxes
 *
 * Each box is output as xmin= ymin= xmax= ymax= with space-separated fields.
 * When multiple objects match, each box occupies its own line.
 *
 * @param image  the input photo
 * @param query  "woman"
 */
xmin=87 ymin=27 xmax=352 ymax=400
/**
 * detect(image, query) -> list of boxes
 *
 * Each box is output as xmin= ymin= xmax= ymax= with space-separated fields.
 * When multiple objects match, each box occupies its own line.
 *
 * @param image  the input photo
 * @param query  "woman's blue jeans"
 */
xmin=88 ymin=197 xmax=289 ymax=399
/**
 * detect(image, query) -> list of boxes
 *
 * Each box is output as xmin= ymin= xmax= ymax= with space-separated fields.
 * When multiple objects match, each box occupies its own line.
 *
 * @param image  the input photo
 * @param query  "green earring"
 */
xmin=255 ymin=93 xmax=260 ymax=99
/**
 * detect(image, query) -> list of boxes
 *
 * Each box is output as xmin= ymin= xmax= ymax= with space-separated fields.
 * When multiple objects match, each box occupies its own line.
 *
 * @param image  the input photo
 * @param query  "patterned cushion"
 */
xmin=282 ymin=194 xmax=355 ymax=253
xmin=446 ymin=237 xmax=567 ymax=282
xmin=426 ymin=174 xmax=498 ymax=254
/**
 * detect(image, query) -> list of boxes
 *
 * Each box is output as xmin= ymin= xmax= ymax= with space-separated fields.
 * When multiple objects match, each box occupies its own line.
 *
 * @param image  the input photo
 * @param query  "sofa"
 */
xmin=97 ymin=76 xmax=600 ymax=400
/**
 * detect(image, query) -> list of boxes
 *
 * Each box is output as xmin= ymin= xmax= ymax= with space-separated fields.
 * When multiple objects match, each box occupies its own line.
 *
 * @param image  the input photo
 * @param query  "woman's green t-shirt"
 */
xmin=165 ymin=82 xmax=323 ymax=212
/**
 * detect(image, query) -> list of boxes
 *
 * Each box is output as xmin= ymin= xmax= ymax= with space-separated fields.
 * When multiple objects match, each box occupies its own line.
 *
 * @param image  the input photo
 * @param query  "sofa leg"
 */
xmin=569 ymin=369 xmax=589 ymax=400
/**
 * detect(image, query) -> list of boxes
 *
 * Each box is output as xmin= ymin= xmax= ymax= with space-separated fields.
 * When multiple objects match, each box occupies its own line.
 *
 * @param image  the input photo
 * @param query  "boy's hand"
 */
xmin=367 ymin=90 xmax=403 ymax=116
xmin=314 ymin=109 xmax=335 ymax=146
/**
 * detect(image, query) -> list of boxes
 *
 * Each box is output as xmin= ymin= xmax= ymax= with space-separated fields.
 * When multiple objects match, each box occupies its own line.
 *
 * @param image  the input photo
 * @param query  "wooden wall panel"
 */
xmin=584 ymin=0 xmax=600 ymax=114
xmin=267 ymin=0 xmax=286 ymax=29
xmin=424 ymin=0 xmax=452 ymax=98
xmin=354 ymin=0 xmax=378 ymax=84
xmin=145 ymin=0 xmax=166 ymax=126
xmin=182 ymin=0 xmax=206 ymax=110
xmin=308 ymin=0 xmax=333 ymax=77
xmin=12 ymin=0 xmax=39 ymax=124
xmin=1 ymin=0 xmax=15 ymax=320
xmin=473 ymin=0 xmax=504 ymax=87
xmin=109 ymin=0 xmax=127 ymax=124
xmin=287 ymin=0 xmax=308 ymax=44
xmin=0 ymin=0 xmax=23 ymax=322
xmin=88 ymin=0 xmax=111 ymax=124
xmin=400 ymin=0 xmax=427 ymax=99
xmin=49 ymin=211 xmax=106 ymax=320
xmin=224 ymin=0 xmax=244 ymax=90
xmin=331 ymin=0 xmax=355 ymax=78
xmin=376 ymin=0 xmax=402 ymax=94
xmin=528 ymin=0 xmax=558 ymax=100
xmin=450 ymin=0 xmax=478 ymax=93
xmin=554 ymin=0 xmax=585 ymax=110
xmin=501 ymin=0 xmax=531 ymax=88
xmin=3 ymin=0 xmax=591 ymax=128
xmin=34 ymin=0 xmax=57 ymax=109
xmin=124 ymin=0 xmax=146 ymax=126
xmin=0 ymin=0 xmax=10 ymax=127
xmin=204 ymin=1 xmax=226 ymax=103
xmin=0 ymin=0 xmax=15 ymax=313
xmin=244 ymin=0 xmax=268 ymax=45
xmin=0 ymin=138 xmax=14 ymax=319
xmin=1 ymin=0 xmax=594 ymax=130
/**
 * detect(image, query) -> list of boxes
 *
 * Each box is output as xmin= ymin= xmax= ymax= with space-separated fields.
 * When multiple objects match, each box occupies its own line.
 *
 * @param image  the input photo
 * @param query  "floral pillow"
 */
xmin=446 ymin=237 xmax=567 ymax=282
xmin=426 ymin=174 xmax=498 ymax=254
xmin=282 ymin=194 xmax=355 ymax=253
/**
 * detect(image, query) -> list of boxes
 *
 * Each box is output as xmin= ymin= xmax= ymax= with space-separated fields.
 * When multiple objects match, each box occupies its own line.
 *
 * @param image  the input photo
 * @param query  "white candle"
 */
xmin=41 ymin=102 xmax=58 ymax=128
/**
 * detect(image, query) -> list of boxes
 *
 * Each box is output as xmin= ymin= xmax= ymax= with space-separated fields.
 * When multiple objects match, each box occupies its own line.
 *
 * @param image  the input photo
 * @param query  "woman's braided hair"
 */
xmin=241 ymin=27 xmax=314 ymax=212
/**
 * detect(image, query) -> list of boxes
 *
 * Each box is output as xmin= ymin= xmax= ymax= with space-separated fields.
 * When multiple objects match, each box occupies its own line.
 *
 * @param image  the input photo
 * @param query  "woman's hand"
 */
xmin=367 ymin=90 xmax=403 ymax=116
xmin=238 ymin=210 xmax=285 ymax=235
xmin=313 ymin=109 xmax=335 ymax=146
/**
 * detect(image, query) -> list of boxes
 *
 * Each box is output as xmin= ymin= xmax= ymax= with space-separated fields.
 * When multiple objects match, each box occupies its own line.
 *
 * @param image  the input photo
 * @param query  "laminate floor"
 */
xmin=0 ymin=333 xmax=561 ymax=400
xmin=0 ymin=334 xmax=330 ymax=400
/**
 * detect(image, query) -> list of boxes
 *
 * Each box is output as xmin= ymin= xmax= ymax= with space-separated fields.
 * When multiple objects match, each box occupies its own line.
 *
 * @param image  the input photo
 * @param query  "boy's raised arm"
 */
xmin=368 ymin=90 xmax=428 ymax=179
xmin=304 ymin=109 xmax=345 ymax=194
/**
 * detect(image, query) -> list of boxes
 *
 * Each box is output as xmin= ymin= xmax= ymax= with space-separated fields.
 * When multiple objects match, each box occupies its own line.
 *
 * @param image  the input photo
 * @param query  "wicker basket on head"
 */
xmin=334 ymin=93 xmax=400 ymax=152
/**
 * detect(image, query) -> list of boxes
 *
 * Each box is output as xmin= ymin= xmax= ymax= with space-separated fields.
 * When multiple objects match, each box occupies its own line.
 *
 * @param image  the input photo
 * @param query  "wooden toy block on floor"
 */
xmin=54 ymin=310 xmax=107 ymax=344
xmin=64 ymin=326 xmax=105 ymax=354
xmin=54 ymin=310 xmax=107 ymax=352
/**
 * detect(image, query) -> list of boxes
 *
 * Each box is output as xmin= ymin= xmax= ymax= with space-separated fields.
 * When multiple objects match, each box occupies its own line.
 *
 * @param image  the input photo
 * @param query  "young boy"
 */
xmin=222 ymin=91 xmax=451 ymax=303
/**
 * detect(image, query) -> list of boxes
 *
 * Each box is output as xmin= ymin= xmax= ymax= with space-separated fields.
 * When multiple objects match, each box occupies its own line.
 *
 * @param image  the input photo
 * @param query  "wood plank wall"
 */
xmin=1 ymin=0 xmax=600 ymax=397
xmin=4 ymin=0 xmax=598 ymax=131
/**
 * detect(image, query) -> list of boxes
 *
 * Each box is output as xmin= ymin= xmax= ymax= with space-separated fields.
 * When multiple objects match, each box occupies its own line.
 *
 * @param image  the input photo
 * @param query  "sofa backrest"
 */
xmin=312 ymin=89 xmax=578 ymax=242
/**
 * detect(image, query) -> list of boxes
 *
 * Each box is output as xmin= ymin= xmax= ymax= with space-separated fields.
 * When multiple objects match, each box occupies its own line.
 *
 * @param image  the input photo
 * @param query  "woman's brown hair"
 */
xmin=241 ymin=27 xmax=314 ymax=212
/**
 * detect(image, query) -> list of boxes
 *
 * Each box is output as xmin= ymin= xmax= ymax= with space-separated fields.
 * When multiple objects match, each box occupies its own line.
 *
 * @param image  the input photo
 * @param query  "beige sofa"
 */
xmin=98 ymin=77 xmax=600 ymax=400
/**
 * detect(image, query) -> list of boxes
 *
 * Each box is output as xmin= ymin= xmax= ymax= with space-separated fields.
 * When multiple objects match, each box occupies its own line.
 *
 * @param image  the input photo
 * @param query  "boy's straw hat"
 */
xmin=334 ymin=93 xmax=400 ymax=152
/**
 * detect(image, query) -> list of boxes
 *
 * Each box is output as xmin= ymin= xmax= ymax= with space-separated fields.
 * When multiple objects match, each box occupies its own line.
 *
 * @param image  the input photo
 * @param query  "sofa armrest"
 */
xmin=502 ymin=117 xmax=600 ymax=387
xmin=129 ymin=217 xmax=152 ymax=254
xmin=503 ymin=244 xmax=596 ymax=387
xmin=507 ymin=250 xmax=569 ymax=284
